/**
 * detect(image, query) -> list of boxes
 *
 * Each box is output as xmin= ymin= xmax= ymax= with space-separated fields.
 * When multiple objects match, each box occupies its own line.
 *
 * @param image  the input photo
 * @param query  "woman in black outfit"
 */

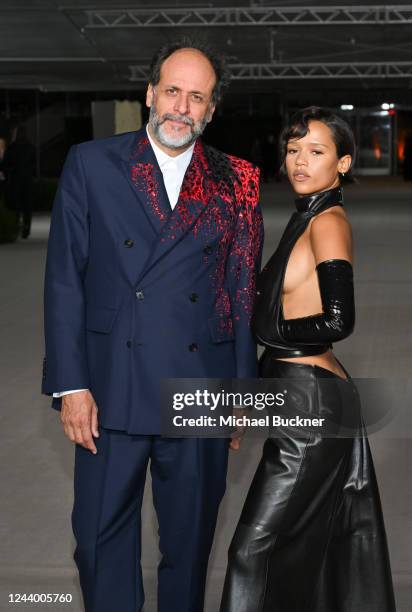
xmin=220 ymin=107 xmax=396 ymax=612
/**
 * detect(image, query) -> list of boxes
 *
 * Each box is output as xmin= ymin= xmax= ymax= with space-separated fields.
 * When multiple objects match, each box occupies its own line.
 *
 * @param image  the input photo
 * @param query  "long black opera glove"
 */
xmin=280 ymin=259 xmax=355 ymax=344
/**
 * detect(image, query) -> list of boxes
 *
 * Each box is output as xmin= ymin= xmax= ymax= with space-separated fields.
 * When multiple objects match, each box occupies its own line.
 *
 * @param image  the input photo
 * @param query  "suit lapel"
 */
xmin=137 ymin=138 xmax=213 ymax=282
xmin=122 ymin=129 xmax=172 ymax=235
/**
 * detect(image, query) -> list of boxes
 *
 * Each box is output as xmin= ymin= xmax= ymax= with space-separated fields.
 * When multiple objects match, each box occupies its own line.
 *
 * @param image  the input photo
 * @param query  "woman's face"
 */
xmin=285 ymin=119 xmax=352 ymax=195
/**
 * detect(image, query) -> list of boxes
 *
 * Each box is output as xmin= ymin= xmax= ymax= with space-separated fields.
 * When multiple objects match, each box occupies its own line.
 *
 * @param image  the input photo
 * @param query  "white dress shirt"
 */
xmin=146 ymin=124 xmax=195 ymax=209
xmin=53 ymin=126 xmax=195 ymax=398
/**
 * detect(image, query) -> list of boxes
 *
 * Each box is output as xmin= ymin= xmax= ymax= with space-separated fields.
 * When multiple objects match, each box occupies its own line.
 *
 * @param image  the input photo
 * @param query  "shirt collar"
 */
xmin=146 ymin=124 xmax=195 ymax=170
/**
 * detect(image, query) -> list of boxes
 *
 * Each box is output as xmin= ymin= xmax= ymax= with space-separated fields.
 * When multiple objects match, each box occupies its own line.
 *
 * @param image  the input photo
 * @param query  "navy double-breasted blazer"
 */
xmin=42 ymin=127 xmax=264 ymax=434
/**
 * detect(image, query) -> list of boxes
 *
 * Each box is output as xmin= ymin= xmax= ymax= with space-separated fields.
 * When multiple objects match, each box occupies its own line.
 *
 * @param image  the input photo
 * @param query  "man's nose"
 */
xmin=173 ymin=92 xmax=190 ymax=115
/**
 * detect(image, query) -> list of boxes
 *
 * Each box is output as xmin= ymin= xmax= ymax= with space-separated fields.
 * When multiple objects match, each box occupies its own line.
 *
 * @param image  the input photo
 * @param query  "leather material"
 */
xmin=280 ymin=258 xmax=355 ymax=344
xmin=251 ymin=186 xmax=344 ymax=357
xmin=262 ymin=344 xmax=327 ymax=358
xmin=220 ymin=358 xmax=396 ymax=612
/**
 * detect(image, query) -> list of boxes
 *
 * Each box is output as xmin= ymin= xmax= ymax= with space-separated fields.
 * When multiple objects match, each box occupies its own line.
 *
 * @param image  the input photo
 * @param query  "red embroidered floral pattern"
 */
xmin=130 ymin=135 xmax=263 ymax=323
xmin=130 ymin=163 xmax=168 ymax=222
xmin=220 ymin=163 xmax=263 ymax=323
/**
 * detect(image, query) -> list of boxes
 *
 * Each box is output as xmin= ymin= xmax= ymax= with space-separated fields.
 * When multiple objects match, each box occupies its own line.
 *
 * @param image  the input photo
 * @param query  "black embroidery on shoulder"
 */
xmin=203 ymin=144 xmax=240 ymax=201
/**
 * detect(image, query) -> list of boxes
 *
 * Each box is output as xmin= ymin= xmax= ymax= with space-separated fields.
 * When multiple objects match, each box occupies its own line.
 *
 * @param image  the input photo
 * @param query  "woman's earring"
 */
xmin=341 ymin=172 xmax=345 ymax=177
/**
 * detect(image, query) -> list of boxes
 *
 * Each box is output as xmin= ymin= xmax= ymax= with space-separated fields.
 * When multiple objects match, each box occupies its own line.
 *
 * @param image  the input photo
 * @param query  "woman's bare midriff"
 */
xmin=278 ymin=206 xmax=351 ymax=382
xmin=276 ymin=351 xmax=349 ymax=381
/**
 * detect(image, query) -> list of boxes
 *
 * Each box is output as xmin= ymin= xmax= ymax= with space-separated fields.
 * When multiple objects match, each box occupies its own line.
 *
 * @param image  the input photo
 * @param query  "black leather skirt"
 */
xmin=220 ymin=356 xmax=396 ymax=612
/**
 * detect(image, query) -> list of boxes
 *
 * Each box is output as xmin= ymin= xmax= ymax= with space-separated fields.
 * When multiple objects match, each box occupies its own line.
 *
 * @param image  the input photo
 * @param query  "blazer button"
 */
xmin=135 ymin=290 xmax=145 ymax=300
xmin=203 ymin=245 xmax=213 ymax=255
xmin=124 ymin=239 xmax=134 ymax=248
xmin=188 ymin=343 xmax=198 ymax=352
xmin=189 ymin=293 xmax=198 ymax=302
xmin=126 ymin=340 xmax=132 ymax=348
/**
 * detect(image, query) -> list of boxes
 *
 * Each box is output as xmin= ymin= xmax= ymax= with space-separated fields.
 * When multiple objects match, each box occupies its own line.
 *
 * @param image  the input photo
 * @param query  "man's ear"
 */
xmin=146 ymin=84 xmax=154 ymax=109
xmin=206 ymin=103 xmax=216 ymax=123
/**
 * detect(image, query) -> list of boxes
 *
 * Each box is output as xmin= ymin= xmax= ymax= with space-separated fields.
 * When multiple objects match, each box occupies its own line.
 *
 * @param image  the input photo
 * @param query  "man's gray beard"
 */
xmin=149 ymin=103 xmax=208 ymax=150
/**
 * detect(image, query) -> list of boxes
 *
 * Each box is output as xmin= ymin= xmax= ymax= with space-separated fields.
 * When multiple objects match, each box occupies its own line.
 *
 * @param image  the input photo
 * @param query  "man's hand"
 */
xmin=229 ymin=407 xmax=247 ymax=451
xmin=229 ymin=435 xmax=243 ymax=451
xmin=61 ymin=390 xmax=99 ymax=454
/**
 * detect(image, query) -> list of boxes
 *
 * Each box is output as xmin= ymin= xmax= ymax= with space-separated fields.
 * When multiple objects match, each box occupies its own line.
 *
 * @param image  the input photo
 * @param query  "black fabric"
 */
xmin=3 ymin=140 xmax=36 ymax=237
xmin=280 ymin=259 xmax=355 ymax=344
xmin=7 ymin=179 xmax=33 ymax=237
xmin=251 ymin=186 xmax=344 ymax=358
xmin=220 ymin=358 xmax=396 ymax=612
xmin=3 ymin=140 xmax=36 ymax=180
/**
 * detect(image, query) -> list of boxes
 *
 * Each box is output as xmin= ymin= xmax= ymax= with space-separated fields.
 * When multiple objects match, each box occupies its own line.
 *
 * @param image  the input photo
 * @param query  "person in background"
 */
xmin=3 ymin=125 xmax=36 ymax=238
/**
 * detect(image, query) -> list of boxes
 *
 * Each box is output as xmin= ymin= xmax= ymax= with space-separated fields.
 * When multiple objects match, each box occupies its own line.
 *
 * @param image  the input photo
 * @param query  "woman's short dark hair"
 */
xmin=148 ymin=37 xmax=231 ymax=105
xmin=279 ymin=106 xmax=356 ymax=176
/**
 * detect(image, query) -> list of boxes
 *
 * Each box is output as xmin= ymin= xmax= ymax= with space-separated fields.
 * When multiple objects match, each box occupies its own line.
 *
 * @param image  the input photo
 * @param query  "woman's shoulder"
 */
xmin=309 ymin=207 xmax=353 ymax=262
xmin=310 ymin=205 xmax=350 ymax=232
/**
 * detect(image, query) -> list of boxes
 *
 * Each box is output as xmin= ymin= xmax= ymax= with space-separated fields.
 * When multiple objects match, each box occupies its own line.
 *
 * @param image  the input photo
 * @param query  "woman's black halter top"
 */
xmin=251 ymin=186 xmax=344 ymax=358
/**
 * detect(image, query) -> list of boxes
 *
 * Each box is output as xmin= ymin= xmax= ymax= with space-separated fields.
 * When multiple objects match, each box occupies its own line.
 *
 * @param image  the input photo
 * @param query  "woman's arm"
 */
xmin=280 ymin=211 xmax=355 ymax=344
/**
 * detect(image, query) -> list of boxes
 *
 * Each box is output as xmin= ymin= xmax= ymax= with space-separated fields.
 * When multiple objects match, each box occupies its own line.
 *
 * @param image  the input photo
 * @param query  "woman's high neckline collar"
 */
xmin=295 ymin=186 xmax=344 ymax=214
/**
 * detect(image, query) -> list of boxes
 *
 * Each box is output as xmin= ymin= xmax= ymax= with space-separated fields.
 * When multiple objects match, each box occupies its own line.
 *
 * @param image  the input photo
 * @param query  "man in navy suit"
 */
xmin=42 ymin=39 xmax=263 ymax=612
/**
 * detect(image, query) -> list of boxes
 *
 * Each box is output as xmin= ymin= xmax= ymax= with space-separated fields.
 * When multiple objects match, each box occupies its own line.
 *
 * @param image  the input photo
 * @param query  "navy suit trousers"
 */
xmin=72 ymin=429 xmax=229 ymax=612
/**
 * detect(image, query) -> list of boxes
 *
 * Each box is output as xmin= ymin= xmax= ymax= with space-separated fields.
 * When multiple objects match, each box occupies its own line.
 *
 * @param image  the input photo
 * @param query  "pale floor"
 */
xmin=0 ymin=177 xmax=411 ymax=611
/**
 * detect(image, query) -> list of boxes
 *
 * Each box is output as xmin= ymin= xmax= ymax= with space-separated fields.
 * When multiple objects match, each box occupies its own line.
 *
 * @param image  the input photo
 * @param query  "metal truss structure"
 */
xmin=82 ymin=5 xmax=412 ymax=28
xmin=128 ymin=61 xmax=412 ymax=81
